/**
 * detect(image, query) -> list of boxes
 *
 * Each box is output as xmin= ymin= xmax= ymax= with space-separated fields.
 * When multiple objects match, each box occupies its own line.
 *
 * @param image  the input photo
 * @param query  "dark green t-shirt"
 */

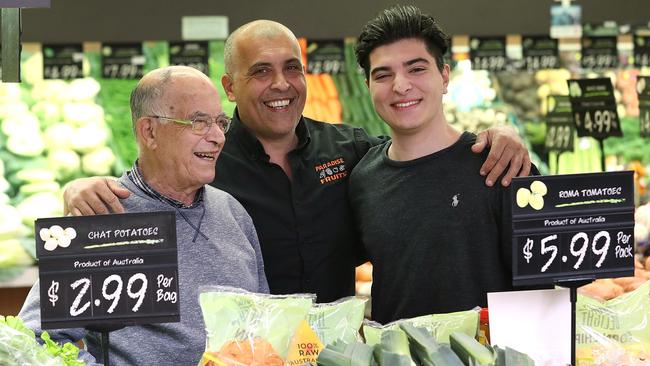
xmin=349 ymin=132 xmax=516 ymax=323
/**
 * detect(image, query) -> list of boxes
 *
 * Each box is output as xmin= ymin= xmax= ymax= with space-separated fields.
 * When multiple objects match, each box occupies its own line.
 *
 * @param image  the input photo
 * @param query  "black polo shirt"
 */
xmin=212 ymin=111 xmax=384 ymax=302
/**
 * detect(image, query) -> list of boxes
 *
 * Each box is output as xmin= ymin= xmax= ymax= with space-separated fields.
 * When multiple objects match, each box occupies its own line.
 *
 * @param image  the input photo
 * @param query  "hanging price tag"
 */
xmin=638 ymin=76 xmax=650 ymax=138
xmin=523 ymin=36 xmax=560 ymax=71
xmin=306 ymin=39 xmax=345 ymax=74
xmin=633 ymin=35 xmax=650 ymax=68
xmin=42 ymin=43 xmax=83 ymax=80
xmin=36 ymin=212 xmax=179 ymax=330
xmin=545 ymin=95 xmax=575 ymax=152
xmin=101 ymin=43 xmax=145 ymax=79
xmin=469 ymin=36 xmax=507 ymax=72
xmin=567 ymin=78 xmax=622 ymax=139
xmin=581 ymin=36 xmax=618 ymax=69
xmin=511 ymin=172 xmax=635 ymax=286
xmin=169 ymin=41 xmax=209 ymax=76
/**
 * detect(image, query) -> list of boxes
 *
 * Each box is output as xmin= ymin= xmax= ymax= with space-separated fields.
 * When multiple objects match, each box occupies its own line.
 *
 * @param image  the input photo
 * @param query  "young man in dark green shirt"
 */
xmin=350 ymin=5 xmax=535 ymax=322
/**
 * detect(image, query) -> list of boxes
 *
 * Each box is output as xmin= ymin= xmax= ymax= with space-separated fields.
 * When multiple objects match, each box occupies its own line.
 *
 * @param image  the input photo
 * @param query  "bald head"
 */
xmin=130 ymin=66 xmax=214 ymax=130
xmin=224 ymin=20 xmax=299 ymax=76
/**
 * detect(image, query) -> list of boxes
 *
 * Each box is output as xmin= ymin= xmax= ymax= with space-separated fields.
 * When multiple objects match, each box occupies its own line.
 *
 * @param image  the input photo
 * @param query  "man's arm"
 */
xmin=356 ymin=125 xmax=531 ymax=187
xmin=63 ymin=177 xmax=130 ymax=215
xmin=473 ymin=125 xmax=532 ymax=187
xmin=18 ymin=282 xmax=101 ymax=365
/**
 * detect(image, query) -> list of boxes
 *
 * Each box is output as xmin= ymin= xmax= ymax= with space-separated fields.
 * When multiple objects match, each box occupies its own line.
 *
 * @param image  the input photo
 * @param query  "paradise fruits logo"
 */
xmin=516 ymin=180 xmax=548 ymax=210
xmin=40 ymin=225 xmax=77 ymax=251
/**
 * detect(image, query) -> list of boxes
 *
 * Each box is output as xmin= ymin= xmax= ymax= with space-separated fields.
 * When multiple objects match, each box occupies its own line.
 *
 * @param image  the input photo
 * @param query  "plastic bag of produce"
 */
xmin=198 ymin=286 xmax=313 ymax=366
xmin=286 ymin=296 xmax=367 ymax=365
xmin=576 ymin=280 xmax=650 ymax=365
xmin=363 ymin=307 xmax=480 ymax=346
xmin=0 ymin=315 xmax=84 ymax=366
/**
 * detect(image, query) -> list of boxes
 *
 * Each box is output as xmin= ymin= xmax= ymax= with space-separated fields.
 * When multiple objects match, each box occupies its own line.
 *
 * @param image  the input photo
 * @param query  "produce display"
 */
xmin=0 ymin=315 xmax=83 ymax=366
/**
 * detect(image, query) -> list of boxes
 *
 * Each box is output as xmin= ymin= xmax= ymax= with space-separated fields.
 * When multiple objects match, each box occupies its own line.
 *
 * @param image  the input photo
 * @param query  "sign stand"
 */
xmin=86 ymin=324 xmax=124 ymax=366
xmin=557 ymin=278 xmax=593 ymax=366
xmin=597 ymin=138 xmax=606 ymax=172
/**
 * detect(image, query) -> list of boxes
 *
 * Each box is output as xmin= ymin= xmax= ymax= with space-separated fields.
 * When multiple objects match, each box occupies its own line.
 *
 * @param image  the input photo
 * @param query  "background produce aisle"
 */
xmin=1 ymin=25 xmax=650 ymax=365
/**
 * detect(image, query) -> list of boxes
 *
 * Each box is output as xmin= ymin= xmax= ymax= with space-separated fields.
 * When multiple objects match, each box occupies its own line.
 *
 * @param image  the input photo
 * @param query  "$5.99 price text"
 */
xmin=520 ymin=229 xmax=633 ymax=274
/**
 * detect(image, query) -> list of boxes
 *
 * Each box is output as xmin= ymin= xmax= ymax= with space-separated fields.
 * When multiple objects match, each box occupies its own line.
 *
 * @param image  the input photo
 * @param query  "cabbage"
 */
xmin=43 ymin=123 xmax=75 ymax=151
xmin=68 ymin=78 xmax=101 ymax=101
xmin=0 ymin=239 xmax=33 ymax=267
xmin=47 ymin=149 xmax=81 ymax=180
xmin=16 ymin=192 xmax=62 ymax=227
xmin=71 ymin=123 xmax=109 ymax=153
xmin=0 ymin=83 xmax=23 ymax=103
xmin=22 ymin=52 xmax=44 ymax=85
xmin=63 ymin=103 xmax=104 ymax=127
xmin=0 ymin=205 xmax=22 ymax=241
xmin=31 ymin=101 xmax=62 ymax=127
xmin=30 ymin=80 xmax=70 ymax=103
xmin=1 ymin=113 xmax=40 ymax=136
xmin=7 ymin=130 xmax=45 ymax=157
xmin=81 ymin=147 xmax=115 ymax=176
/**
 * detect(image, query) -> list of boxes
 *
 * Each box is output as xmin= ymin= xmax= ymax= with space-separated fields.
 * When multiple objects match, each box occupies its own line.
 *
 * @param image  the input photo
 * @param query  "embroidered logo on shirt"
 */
xmin=452 ymin=194 xmax=460 ymax=207
xmin=315 ymin=157 xmax=347 ymax=185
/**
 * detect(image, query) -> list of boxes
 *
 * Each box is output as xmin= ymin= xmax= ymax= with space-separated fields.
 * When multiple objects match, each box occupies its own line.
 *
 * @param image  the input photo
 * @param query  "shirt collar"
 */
xmin=127 ymin=160 xmax=204 ymax=209
xmin=230 ymin=108 xmax=311 ymax=160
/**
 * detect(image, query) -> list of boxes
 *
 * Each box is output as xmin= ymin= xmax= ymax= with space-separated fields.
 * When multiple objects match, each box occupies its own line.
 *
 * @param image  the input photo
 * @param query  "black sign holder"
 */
xmin=597 ymin=138 xmax=606 ymax=172
xmin=556 ymin=278 xmax=593 ymax=366
xmin=86 ymin=324 xmax=125 ymax=366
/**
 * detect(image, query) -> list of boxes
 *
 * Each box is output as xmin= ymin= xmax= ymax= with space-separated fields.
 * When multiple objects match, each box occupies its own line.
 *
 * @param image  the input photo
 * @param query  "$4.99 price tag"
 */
xmin=36 ymin=212 xmax=179 ymax=330
xmin=568 ymin=78 xmax=622 ymax=139
xmin=510 ymin=171 xmax=634 ymax=286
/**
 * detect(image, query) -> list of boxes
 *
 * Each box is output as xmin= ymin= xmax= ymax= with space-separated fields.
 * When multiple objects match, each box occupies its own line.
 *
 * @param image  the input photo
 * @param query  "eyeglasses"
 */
xmin=149 ymin=114 xmax=231 ymax=135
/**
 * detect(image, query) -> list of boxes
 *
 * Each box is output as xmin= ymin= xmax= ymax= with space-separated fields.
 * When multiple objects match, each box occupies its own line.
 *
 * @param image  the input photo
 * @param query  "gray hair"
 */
xmin=129 ymin=69 xmax=172 ymax=133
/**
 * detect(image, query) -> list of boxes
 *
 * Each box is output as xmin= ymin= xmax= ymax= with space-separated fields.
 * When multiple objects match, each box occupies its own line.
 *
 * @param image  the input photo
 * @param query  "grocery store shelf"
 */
xmin=0 ymin=266 xmax=38 ymax=289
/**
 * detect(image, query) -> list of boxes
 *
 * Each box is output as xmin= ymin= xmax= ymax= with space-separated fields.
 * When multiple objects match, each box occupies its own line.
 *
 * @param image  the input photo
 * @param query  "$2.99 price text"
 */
xmin=520 ymin=229 xmax=633 ymax=274
xmin=46 ymin=272 xmax=177 ymax=318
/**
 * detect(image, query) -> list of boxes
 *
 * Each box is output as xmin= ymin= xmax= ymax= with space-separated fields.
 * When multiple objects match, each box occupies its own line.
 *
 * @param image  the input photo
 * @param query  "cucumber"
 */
xmin=449 ymin=332 xmax=495 ymax=366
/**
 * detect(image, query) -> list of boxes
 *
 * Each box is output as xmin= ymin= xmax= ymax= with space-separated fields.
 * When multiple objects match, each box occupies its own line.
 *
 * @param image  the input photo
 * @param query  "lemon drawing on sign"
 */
xmin=516 ymin=180 xmax=548 ymax=210
xmin=40 ymin=225 xmax=77 ymax=251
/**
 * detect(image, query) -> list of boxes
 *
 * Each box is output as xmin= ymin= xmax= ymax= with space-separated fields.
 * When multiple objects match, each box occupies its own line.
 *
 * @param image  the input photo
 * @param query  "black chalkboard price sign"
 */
xmin=101 ymin=43 xmax=144 ymax=79
xmin=42 ymin=44 xmax=83 ymax=80
xmin=306 ymin=39 xmax=346 ymax=74
xmin=545 ymin=95 xmax=575 ymax=152
xmin=511 ymin=171 xmax=635 ymax=286
xmin=35 ymin=211 xmax=179 ymax=330
xmin=169 ymin=41 xmax=209 ymax=76
xmin=469 ymin=36 xmax=507 ymax=72
xmin=567 ymin=78 xmax=622 ymax=139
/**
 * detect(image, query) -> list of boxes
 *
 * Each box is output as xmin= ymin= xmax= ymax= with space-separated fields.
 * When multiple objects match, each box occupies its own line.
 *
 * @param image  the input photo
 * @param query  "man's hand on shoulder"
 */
xmin=472 ymin=125 xmax=532 ymax=187
xmin=63 ymin=177 xmax=130 ymax=216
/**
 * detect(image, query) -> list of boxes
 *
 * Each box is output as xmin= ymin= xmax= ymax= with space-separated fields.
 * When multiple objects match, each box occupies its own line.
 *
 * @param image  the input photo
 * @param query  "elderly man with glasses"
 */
xmin=18 ymin=65 xmax=269 ymax=366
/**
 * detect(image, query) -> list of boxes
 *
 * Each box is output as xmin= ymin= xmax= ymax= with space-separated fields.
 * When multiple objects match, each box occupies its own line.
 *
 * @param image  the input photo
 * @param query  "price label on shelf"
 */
xmin=545 ymin=95 xmax=574 ymax=152
xmin=634 ymin=35 xmax=650 ymax=68
xmin=522 ymin=36 xmax=560 ymax=71
xmin=567 ymin=78 xmax=622 ymax=139
xmin=306 ymin=39 xmax=345 ymax=74
xmin=638 ymin=76 xmax=650 ymax=138
xmin=42 ymin=43 xmax=83 ymax=80
xmin=36 ymin=212 xmax=179 ymax=330
xmin=169 ymin=41 xmax=209 ymax=76
xmin=469 ymin=36 xmax=507 ymax=72
xmin=101 ymin=43 xmax=144 ymax=79
xmin=511 ymin=171 xmax=635 ymax=286
xmin=581 ymin=36 xmax=618 ymax=70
